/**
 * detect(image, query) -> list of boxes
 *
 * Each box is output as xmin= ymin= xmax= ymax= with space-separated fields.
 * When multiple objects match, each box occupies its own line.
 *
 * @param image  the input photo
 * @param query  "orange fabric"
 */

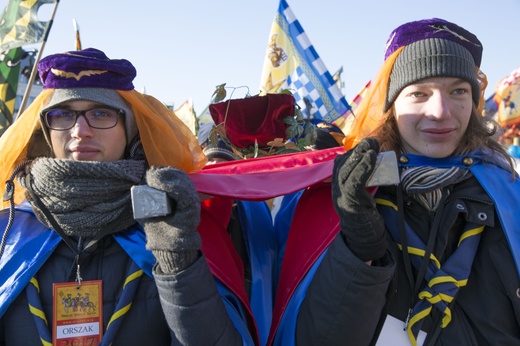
xmin=342 ymin=48 xmax=401 ymax=151
xmin=0 ymin=90 xmax=53 ymax=208
xmin=117 ymin=90 xmax=207 ymax=172
xmin=343 ymin=47 xmax=488 ymax=152
xmin=0 ymin=89 xmax=206 ymax=208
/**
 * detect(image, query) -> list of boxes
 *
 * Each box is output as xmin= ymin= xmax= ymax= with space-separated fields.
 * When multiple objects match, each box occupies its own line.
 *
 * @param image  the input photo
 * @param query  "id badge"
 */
xmin=53 ymin=280 xmax=103 ymax=346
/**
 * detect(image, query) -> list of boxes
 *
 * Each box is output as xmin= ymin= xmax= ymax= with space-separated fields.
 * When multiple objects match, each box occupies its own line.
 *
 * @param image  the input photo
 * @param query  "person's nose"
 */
xmin=71 ymin=114 xmax=94 ymax=138
xmin=426 ymin=92 xmax=451 ymax=121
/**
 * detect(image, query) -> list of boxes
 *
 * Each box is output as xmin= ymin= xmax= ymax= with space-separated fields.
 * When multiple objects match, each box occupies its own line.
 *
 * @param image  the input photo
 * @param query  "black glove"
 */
xmin=332 ymin=138 xmax=387 ymax=262
xmin=138 ymin=166 xmax=201 ymax=273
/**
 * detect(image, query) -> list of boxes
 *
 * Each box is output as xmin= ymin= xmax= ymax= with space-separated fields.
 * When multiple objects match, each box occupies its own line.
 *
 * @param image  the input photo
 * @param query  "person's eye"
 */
xmin=452 ymin=88 xmax=468 ymax=95
xmin=50 ymin=110 xmax=75 ymax=118
xmin=409 ymin=91 xmax=425 ymax=98
xmin=89 ymin=109 xmax=116 ymax=118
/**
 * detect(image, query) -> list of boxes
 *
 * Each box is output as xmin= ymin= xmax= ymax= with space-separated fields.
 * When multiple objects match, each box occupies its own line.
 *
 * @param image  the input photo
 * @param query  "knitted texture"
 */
xmin=139 ymin=166 xmax=201 ymax=273
xmin=386 ymin=38 xmax=480 ymax=111
xmin=21 ymin=158 xmax=145 ymax=237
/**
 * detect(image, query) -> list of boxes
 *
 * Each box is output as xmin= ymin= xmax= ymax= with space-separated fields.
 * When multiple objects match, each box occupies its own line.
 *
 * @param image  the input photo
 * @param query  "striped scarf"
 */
xmin=400 ymin=166 xmax=470 ymax=211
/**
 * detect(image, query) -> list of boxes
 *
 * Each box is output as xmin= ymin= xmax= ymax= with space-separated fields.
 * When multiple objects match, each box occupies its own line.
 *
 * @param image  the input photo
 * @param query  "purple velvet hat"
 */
xmin=37 ymin=48 xmax=138 ymax=144
xmin=38 ymin=48 xmax=136 ymax=90
xmin=384 ymin=18 xmax=482 ymax=66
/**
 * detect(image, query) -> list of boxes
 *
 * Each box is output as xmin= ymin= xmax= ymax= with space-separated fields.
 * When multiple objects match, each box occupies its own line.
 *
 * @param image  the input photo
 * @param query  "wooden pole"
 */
xmin=14 ymin=0 xmax=60 ymax=121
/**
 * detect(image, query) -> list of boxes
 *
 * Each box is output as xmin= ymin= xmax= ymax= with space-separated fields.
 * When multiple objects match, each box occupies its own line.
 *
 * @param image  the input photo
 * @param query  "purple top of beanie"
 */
xmin=38 ymin=48 xmax=136 ymax=90
xmin=384 ymin=18 xmax=483 ymax=67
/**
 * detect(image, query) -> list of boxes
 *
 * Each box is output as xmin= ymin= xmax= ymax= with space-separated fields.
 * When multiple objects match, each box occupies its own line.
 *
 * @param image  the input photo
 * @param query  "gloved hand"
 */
xmin=332 ymin=138 xmax=387 ymax=262
xmin=138 ymin=166 xmax=201 ymax=274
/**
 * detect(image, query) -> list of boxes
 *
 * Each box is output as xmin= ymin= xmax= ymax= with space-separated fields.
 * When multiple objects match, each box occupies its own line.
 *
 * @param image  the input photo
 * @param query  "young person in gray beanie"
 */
xmin=269 ymin=18 xmax=520 ymax=345
xmin=0 ymin=48 xmax=257 ymax=345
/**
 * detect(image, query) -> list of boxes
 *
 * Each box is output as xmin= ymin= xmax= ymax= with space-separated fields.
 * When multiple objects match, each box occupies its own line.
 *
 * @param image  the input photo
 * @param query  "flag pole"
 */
xmin=14 ymin=0 xmax=60 ymax=121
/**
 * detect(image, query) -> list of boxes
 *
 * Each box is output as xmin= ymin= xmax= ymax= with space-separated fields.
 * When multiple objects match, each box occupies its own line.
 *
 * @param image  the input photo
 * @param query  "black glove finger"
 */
xmin=334 ymin=137 xmax=379 ymax=182
xmin=333 ymin=140 xmax=377 ymax=188
xmin=343 ymin=149 xmax=378 ymax=207
xmin=361 ymin=137 xmax=380 ymax=153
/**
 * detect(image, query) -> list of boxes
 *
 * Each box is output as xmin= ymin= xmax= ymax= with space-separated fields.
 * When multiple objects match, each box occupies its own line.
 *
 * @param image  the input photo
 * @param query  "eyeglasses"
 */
xmin=42 ymin=107 xmax=124 ymax=130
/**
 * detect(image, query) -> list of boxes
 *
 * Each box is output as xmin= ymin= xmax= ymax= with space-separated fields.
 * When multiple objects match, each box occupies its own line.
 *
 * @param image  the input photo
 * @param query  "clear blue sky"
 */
xmin=26 ymin=0 xmax=520 ymax=115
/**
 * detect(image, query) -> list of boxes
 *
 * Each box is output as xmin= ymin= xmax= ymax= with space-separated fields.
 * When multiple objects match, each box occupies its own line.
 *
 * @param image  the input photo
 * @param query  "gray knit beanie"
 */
xmin=384 ymin=18 xmax=483 ymax=111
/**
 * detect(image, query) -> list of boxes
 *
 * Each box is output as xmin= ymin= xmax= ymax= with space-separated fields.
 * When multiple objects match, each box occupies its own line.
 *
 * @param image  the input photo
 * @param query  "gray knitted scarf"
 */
xmin=20 ymin=158 xmax=146 ymax=238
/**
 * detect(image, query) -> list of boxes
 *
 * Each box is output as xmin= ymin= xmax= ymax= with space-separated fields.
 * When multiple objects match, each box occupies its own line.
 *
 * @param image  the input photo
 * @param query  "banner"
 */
xmin=0 ymin=47 xmax=22 ymax=136
xmin=494 ymin=66 xmax=520 ymax=127
xmin=197 ymin=103 xmax=215 ymax=128
xmin=174 ymin=99 xmax=198 ymax=135
xmin=259 ymin=0 xmax=350 ymax=123
xmin=333 ymin=80 xmax=371 ymax=134
xmin=0 ymin=0 xmax=56 ymax=52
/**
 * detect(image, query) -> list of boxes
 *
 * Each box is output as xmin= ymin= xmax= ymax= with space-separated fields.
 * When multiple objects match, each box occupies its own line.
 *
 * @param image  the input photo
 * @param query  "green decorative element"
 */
xmin=0 ymin=0 xmax=56 ymax=52
xmin=0 ymin=47 xmax=22 ymax=136
xmin=210 ymin=83 xmax=227 ymax=104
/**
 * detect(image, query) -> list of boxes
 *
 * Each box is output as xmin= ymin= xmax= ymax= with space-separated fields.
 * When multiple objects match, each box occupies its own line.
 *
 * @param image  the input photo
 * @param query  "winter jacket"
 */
xmin=295 ymin=171 xmax=520 ymax=345
xmin=0 ymin=211 xmax=173 ymax=345
xmin=0 ymin=201 xmax=257 ymax=345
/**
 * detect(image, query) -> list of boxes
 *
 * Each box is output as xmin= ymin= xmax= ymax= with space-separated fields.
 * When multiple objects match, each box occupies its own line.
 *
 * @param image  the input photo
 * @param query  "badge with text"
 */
xmin=53 ymin=280 xmax=103 ymax=346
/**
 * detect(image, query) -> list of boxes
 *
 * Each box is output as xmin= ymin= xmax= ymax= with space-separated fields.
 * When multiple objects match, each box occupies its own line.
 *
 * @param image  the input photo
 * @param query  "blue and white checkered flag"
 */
xmin=260 ymin=0 xmax=351 ymax=123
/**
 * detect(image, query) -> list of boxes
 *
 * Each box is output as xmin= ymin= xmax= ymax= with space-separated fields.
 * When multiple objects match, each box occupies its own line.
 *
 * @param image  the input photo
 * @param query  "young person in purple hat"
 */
xmin=271 ymin=18 xmax=520 ymax=345
xmin=0 ymin=48 xmax=258 ymax=345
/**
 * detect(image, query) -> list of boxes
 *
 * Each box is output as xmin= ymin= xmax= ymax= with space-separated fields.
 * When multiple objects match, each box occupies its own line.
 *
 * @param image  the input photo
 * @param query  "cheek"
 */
xmin=110 ymin=126 xmax=128 ymax=159
xmin=49 ymin=131 xmax=67 ymax=158
xmin=459 ymin=106 xmax=472 ymax=130
xmin=395 ymin=114 xmax=416 ymax=137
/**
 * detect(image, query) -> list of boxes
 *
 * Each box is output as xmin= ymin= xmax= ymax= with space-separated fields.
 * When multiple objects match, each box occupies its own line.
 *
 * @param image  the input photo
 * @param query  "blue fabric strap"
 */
xmin=377 ymin=197 xmax=483 ymax=346
xmin=101 ymin=260 xmax=143 ymax=345
xmin=26 ymin=277 xmax=52 ymax=346
xmin=237 ymin=200 xmax=276 ymax=346
xmin=215 ymin=280 xmax=256 ymax=346
xmin=113 ymin=226 xmax=155 ymax=278
xmin=400 ymin=153 xmax=520 ymax=276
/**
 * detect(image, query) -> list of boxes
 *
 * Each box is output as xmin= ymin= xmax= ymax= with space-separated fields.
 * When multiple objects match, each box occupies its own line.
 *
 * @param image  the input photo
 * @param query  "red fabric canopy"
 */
xmin=209 ymin=94 xmax=295 ymax=148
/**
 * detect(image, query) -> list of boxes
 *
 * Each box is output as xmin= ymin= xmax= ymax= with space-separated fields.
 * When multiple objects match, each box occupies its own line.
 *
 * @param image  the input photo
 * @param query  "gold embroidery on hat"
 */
xmin=50 ymin=68 xmax=108 ymax=81
xmin=429 ymin=25 xmax=481 ymax=47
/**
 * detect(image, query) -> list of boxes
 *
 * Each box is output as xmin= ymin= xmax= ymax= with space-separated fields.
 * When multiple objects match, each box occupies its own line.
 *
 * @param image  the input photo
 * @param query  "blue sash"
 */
xmin=0 ymin=202 xmax=155 ymax=318
xmin=236 ymin=200 xmax=277 ymax=346
xmin=216 ymin=280 xmax=257 ymax=346
xmin=272 ymin=252 xmax=327 ymax=346
xmin=400 ymin=154 xmax=520 ymax=275
xmin=273 ymin=190 xmax=305 ymax=286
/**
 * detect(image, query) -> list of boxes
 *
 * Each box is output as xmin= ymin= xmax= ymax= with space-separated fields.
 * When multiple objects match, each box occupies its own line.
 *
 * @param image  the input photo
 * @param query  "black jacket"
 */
xmin=0 ymin=236 xmax=174 ymax=345
xmin=296 ymin=176 xmax=520 ymax=345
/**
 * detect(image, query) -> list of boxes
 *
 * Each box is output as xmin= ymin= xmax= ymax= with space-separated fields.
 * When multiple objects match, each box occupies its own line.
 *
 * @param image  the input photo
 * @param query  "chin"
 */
xmin=420 ymin=146 xmax=457 ymax=158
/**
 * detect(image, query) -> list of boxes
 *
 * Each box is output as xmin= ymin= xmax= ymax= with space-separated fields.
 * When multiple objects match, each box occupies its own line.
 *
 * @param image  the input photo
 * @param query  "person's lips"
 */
xmin=421 ymin=127 xmax=456 ymax=139
xmin=69 ymin=145 xmax=100 ymax=160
